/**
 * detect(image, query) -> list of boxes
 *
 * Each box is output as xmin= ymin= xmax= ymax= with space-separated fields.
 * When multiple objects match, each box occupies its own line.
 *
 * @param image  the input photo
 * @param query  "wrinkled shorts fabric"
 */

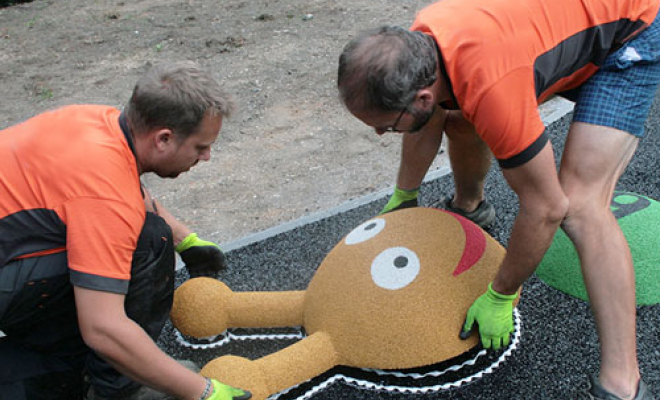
xmin=568 ymin=11 xmax=660 ymax=137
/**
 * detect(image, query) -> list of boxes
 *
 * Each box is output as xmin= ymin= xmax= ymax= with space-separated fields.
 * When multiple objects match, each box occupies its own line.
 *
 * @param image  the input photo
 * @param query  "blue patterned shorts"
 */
xmin=568 ymin=11 xmax=660 ymax=137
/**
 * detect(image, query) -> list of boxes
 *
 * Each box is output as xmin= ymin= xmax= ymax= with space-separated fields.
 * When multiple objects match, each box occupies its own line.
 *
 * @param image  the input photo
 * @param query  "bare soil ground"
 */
xmin=0 ymin=0 xmax=450 ymax=245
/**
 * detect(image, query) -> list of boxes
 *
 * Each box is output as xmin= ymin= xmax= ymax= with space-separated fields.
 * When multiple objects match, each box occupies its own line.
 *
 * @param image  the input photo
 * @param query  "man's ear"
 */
xmin=414 ymin=88 xmax=435 ymax=110
xmin=154 ymin=128 xmax=175 ymax=151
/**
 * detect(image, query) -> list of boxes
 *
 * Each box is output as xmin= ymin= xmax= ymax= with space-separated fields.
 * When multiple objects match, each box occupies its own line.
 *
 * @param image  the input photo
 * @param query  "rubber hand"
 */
xmin=380 ymin=186 xmax=419 ymax=214
xmin=460 ymin=283 xmax=517 ymax=350
xmin=207 ymin=379 xmax=251 ymax=400
xmin=176 ymin=233 xmax=228 ymax=278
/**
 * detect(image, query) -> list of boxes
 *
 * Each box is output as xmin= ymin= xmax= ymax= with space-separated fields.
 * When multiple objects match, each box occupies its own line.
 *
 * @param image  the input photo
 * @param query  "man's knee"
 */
xmin=133 ymin=212 xmax=174 ymax=264
xmin=124 ymin=212 xmax=175 ymax=341
xmin=560 ymin=192 xmax=617 ymax=241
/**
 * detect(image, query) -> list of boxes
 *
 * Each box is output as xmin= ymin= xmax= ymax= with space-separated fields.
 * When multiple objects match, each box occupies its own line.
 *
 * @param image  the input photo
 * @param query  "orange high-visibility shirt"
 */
xmin=412 ymin=0 xmax=659 ymax=166
xmin=0 ymin=105 xmax=145 ymax=293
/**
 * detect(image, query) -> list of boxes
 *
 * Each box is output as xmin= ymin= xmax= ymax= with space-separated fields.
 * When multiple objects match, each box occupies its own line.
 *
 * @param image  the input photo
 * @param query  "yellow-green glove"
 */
xmin=380 ymin=186 xmax=419 ymax=214
xmin=207 ymin=379 xmax=251 ymax=400
xmin=460 ymin=283 xmax=517 ymax=350
xmin=176 ymin=233 xmax=227 ymax=278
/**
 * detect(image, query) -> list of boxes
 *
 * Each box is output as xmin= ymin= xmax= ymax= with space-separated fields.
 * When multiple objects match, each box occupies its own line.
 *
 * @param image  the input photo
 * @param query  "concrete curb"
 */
xmin=173 ymin=96 xmax=575 ymax=270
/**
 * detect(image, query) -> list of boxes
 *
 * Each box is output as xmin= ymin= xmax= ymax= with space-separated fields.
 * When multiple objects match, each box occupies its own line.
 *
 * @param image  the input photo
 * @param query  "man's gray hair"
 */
xmin=337 ymin=26 xmax=438 ymax=113
xmin=126 ymin=61 xmax=236 ymax=139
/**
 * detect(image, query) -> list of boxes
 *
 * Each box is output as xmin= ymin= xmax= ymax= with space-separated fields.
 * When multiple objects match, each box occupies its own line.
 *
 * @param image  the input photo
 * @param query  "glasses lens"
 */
xmin=387 ymin=108 xmax=407 ymax=132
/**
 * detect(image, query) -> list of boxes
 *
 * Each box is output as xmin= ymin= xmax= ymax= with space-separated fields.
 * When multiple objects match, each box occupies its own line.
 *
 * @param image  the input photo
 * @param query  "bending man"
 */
xmin=0 ymin=62 xmax=251 ymax=400
xmin=337 ymin=0 xmax=660 ymax=398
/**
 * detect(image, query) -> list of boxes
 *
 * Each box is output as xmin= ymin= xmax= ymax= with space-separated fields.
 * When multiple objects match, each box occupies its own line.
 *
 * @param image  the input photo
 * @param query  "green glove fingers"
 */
xmin=460 ymin=282 xmax=517 ymax=350
xmin=207 ymin=379 xmax=251 ymax=400
xmin=380 ymin=186 xmax=420 ymax=214
xmin=460 ymin=303 xmax=478 ymax=338
xmin=176 ymin=233 xmax=217 ymax=253
xmin=176 ymin=233 xmax=228 ymax=278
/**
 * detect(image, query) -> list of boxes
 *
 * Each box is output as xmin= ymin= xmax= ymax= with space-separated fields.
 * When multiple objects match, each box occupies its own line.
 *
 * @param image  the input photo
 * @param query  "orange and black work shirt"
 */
xmin=411 ymin=0 xmax=660 ymax=168
xmin=0 ymin=105 xmax=145 ymax=293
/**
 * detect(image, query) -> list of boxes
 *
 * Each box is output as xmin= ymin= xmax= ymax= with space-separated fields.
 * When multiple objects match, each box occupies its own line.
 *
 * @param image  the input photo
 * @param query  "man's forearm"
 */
xmin=75 ymin=287 xmax=207 ymax=400
xmin=93 ymin=317 xmax=206 ymax=399
xmin=492 ymin=205 xmax=563 ymax=295
xmin=397 ymin=116 xmax=445 ymax=189
xmin=495 ymin=143 xmax=568 ymax=295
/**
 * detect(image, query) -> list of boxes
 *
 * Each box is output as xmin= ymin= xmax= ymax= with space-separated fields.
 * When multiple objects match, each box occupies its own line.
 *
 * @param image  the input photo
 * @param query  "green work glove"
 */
xmin=207 ymin=379 xmax=251 ymax=400
xmin=460 ymin=282 xmax=517 ymax=350
xmin=176 ymin=233 xmax=228 ymax=278
xmin=380 ymin=186 xmax=419 ymax=214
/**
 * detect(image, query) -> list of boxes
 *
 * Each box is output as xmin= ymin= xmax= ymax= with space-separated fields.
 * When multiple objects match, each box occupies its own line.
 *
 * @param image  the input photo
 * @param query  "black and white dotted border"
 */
xmin=175 ymin=308 xmax=522 ymax=399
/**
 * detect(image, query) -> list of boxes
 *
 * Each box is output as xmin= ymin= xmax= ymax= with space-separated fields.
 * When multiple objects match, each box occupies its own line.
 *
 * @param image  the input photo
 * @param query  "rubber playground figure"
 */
xmin=171 ymin=207 xmax=513 ymax=400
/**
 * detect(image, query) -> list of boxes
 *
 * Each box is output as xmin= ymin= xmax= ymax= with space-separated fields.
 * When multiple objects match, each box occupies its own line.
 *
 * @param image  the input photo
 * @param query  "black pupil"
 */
xmin=394 ymin=256 xmax=408 ymax=268
xmin=365 ymin=222 xmax=377 ymax=231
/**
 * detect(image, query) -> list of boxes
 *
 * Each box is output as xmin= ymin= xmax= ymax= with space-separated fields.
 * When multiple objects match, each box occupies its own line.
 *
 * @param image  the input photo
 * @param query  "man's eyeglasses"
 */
xmin=381 ymin=107 xmax=407 ymax=133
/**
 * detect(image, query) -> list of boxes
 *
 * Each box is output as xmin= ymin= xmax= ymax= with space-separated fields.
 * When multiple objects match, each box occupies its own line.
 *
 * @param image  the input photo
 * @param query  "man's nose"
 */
xmin=199 ymin=149 xmax=211 ymax=161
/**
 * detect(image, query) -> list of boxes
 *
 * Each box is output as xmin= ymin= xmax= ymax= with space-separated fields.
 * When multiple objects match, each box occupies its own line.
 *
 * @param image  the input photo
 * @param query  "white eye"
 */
xmin=345 ymin=218 xmax=386 ymax=245
xmin=371 ymin=247 xmax=420 ymax=290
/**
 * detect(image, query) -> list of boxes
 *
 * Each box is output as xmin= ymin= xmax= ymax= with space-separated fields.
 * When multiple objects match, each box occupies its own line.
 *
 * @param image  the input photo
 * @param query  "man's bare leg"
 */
xmin=444 ymin=110 xmax=493 ymax=211
xmin=559 ymin=121 xmax=640 ymax=399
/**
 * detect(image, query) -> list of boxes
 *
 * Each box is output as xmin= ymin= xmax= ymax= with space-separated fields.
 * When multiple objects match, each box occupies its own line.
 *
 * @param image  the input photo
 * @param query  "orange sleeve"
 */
xmin=61 ymin=197 xmax=145 ymax=280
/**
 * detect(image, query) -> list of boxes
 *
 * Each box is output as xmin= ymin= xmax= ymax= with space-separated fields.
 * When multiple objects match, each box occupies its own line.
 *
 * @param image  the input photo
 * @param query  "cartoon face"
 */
xmin=303 ymin=207 xmax=505 ymax=369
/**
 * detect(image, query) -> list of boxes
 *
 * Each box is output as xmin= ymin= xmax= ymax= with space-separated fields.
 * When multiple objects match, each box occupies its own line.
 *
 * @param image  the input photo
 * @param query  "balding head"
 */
xmin=337 ymin=26 xmax=438 ymax=114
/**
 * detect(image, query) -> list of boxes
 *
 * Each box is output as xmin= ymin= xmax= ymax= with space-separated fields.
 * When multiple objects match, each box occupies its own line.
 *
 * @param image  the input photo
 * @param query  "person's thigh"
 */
xmin=559 ymin=122 xmax=639 ymax=208
xmin=0 ymin=340 xmax=86 ymax=400
xmin=559 ymin=14 xmax=660 ymax=203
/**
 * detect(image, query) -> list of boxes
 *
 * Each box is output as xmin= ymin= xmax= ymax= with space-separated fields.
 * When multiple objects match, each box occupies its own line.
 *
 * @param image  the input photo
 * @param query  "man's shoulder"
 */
xmin=27 ymin=105 xmax=139 ymax=203
xmin=29 ymin=104 xmax=118 ymax=122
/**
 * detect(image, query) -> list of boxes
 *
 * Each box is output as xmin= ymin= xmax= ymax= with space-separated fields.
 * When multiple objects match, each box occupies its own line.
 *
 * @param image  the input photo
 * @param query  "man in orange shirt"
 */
xmin=337 ymin=0 xmax=660 ymax=398
xmin=0 ymin=62 xmax=250 ymax=400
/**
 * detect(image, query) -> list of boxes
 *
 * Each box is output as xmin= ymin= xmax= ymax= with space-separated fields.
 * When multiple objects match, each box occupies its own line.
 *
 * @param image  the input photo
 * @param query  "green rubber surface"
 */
xmin=537 ymin=192 xmax=660 ymax=305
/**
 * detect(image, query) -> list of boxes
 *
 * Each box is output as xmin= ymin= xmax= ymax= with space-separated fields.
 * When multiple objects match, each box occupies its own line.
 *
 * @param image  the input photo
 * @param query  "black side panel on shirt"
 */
xmin=534 ymin=18 xmax=647 ymax=97
xmin=0 ymin=209 xmax=66 ymax=265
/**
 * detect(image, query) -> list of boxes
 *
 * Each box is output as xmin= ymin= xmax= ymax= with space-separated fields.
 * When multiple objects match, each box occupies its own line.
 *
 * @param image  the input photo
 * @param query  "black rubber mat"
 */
xmin=161 ymin=93 xmax=660 ymax=399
